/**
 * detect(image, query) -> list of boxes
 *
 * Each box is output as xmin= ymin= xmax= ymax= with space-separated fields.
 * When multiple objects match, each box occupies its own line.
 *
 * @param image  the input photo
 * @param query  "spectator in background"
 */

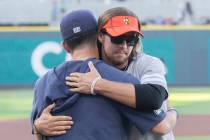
xmin=177 ymin=1 xmax=194 ymax=25
xmin=51 ymin=0 xmax=67 ymax=25
xmin=51 ymin=0 xmax=60 ymax=24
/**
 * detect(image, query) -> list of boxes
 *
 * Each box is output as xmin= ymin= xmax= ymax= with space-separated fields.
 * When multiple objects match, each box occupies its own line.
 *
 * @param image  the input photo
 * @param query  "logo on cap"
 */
xmin=73 ymin=27 xmax=81 ymax=33
xmin=124 ymin=17 xmax=130 ymax=25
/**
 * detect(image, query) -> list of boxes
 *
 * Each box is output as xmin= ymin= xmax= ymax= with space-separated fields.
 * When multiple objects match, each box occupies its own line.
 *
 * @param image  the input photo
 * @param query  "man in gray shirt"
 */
xmin=65 ymin=7 xmax=176 ymax=140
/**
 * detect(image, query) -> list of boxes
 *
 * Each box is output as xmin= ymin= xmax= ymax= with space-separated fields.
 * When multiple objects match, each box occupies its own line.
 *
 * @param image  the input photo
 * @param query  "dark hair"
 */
xmin=98 ymin=7 xmax=141 ymax=60
xmin=65 ymin=31 xmax=97 ymax=51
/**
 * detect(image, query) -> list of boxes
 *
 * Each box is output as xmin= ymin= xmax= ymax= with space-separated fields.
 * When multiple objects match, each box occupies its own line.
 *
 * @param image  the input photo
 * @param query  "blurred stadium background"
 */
xmin=0 ymin=0 xmax=210 ymax=140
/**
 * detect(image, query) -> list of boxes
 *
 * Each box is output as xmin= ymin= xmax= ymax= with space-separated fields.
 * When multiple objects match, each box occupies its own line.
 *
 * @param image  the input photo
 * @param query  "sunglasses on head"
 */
xmin=102 ymin=30 xmax=140 ymax=47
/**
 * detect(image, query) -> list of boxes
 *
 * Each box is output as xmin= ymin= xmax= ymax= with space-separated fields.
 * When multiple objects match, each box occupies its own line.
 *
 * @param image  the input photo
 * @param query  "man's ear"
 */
xmin=62 ymin=41 xmax=71 ymax=53
xmin=98 ymin=33 xmax=104 ymax=43
xmin=136 ymin=42 xmax=140 ymax=49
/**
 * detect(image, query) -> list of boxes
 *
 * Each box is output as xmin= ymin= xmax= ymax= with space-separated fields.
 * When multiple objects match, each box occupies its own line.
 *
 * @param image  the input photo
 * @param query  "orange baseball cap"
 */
xmin=102 ymin=16 xmax=143 ymax=37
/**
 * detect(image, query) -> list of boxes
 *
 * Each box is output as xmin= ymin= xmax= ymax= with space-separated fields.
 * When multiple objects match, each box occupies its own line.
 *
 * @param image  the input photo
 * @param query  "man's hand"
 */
xmin=152 ymin=107 xmax=178 ymax=134
xmin=34 ymin=103 xmax=73 ymax=136
xmin=65 ymin=61 xmax=101 ymax=94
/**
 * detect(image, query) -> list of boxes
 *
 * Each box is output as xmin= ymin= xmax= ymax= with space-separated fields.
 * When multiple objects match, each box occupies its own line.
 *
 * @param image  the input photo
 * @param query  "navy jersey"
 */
xmin=31 ymin=58 xmax=165 ymax=140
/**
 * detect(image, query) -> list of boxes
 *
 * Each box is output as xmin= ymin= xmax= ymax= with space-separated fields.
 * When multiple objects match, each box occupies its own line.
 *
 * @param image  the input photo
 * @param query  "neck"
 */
xmin=101 ymin=48 xmax=129 ymax=70
xmin=113 ymin=61 xmax=129 ymax=70
xmin=71 ymin=43 xmax=99 ymax=60
xmin=102 ymin=55 xmax=129 ymax=70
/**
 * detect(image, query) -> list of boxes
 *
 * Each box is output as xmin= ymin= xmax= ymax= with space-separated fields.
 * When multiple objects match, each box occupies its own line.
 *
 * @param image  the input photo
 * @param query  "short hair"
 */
xmin=65 ymin=31 xmax=97 ymax=51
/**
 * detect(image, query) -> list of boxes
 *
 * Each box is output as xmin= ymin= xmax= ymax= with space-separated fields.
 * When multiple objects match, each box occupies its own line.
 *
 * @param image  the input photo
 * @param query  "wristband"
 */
xmin=167 ymin=107 xmax=179 ymax=119
xmin=91 ymin=77 xmax=101 ymax=95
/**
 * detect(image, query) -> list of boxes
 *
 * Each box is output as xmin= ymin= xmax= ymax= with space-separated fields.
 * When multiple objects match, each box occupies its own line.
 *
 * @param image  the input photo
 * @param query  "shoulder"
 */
xmin=34 ymin=61 xmax=69 ymax=91
xmin=137 ymin=53 xmax=165 ymax=67
xmin=95 ymin=61 xmax=139 ymax=84
xmin=133 ymin=53 xmax=168 ymax=89
xmin=34 ymin=69 xmax=53 ymax=88
xmin=134 ymin=53 xmax=167 ymax=76
xmin=33 ymin=68 xmax=55 ymax=97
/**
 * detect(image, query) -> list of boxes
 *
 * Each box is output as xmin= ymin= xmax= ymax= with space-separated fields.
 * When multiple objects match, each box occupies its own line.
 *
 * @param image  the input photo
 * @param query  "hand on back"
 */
xmin=34 ymin=103 xmax=73 ymax=136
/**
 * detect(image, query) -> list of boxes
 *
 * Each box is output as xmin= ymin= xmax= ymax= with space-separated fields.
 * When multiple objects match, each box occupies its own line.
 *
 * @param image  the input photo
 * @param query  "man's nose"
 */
xmin=117 ymin=41 xmax=127 ymax=49
xmin=122 ymin=41 xmax=128 ymax=49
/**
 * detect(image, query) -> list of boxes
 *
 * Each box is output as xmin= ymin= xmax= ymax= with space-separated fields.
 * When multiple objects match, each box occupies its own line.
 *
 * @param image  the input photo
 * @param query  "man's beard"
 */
xmin=102 ymin=48 xmax=128 ymax=69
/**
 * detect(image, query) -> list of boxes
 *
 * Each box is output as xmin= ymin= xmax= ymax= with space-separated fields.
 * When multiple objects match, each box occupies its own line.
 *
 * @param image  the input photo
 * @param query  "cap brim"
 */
xmin=106 ymin=26 xmax=143 ymax=37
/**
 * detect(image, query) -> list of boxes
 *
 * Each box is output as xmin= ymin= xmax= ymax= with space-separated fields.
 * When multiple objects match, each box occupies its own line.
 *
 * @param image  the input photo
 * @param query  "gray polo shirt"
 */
xmin=127 ymin=53 xmax=174 ymax=140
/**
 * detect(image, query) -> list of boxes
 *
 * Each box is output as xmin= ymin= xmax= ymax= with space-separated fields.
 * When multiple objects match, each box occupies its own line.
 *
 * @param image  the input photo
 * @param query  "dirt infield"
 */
xmin=174 ymin=115 xmax=210 ymax=136
xmin=0 ymin=115 xmax=210 ymax=140
xmin=0 ymin=119 xmax=34 ymax=140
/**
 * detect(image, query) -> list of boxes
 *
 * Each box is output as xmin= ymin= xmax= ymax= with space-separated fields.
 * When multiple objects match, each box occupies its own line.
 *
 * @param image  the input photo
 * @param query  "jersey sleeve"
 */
xmin=115 ymin=103 xmax=165 ymax=134
xmin=140 ymin=57 xmax=168 ymax=90
xmin=94 ymin=60 xmax=166 ymax=134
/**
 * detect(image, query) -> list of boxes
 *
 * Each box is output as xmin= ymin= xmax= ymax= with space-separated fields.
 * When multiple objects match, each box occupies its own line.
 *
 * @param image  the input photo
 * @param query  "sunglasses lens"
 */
xmin=111 ymin=36 xmax=124 ymax=44
xmin=104 ymin=31 xmax=139 ymax=46
xmin=126 ymin=36 xmax=139 ymax=46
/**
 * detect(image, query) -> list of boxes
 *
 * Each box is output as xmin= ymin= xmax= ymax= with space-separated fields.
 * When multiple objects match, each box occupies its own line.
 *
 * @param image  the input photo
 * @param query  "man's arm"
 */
xmin=152 ymin=108 xmax=178 ymax=134
xmin=33 ymin=104 xmax=73 ymax=137
xmin=111 ymin=97 xmax=178 ymax=135
xmin=33 ymin=125 xmax=42 ymax=140
xmin=67 ymin=61 xmax=166 ymax=110
xmin=35 ymin=134 xmax=41 ymax=140
xmin=94 ymin=79 xmax=136 ymax=108
xmin=31 ymin=75 xmax=74 ymax=137
xmin=93 ymin=77 xmax=176 ymax=135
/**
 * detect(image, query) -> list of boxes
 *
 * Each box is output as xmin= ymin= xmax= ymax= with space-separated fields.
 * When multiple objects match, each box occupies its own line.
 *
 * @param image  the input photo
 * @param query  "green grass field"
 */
xmin=176 ymin=136 xmax=210 ymax=140
xmin=1 ymin=87 xmax=209 ymax=119
xmin=0 ymin=87 xmax=210 ymax=140
xmin=169 ymin=87 xmax=210 ymax=115
xmin=0 ymin=89 xmax=33 ymax=119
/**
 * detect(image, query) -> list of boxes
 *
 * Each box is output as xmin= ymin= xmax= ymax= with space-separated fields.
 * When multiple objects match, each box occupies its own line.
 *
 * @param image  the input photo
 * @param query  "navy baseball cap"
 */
xmin=60 ymin=9 xmax=98 ymax=40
